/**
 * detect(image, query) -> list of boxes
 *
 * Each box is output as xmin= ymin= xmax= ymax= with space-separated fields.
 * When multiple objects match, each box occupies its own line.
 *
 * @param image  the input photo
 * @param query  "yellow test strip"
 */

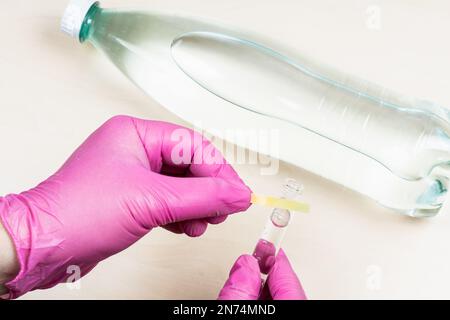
xmin=251 ymin=194 xmax=310 ymax=213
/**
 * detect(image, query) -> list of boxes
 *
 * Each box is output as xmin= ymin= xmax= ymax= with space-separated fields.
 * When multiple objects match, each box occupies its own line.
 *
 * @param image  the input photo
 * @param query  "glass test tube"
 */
xmin=252 ymin=178 xmax=304 ymax=276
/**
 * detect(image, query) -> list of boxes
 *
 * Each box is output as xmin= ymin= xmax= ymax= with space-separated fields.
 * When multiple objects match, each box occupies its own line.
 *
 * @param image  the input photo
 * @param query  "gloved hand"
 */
xmin=0 ymin=116 xmax=251 ymax=299
xmin=218 ymin=249 xmax=307 ymax=300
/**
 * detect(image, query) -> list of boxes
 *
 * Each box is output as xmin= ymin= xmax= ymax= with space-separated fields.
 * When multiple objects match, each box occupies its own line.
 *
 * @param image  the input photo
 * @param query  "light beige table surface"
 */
xmin=1 ymin=0 xmax=450 ymax=299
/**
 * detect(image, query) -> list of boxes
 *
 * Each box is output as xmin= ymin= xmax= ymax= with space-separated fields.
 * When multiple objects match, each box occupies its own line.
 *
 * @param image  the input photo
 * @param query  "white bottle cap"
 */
xmin=61 ymin=0 xmax=98 ymax=39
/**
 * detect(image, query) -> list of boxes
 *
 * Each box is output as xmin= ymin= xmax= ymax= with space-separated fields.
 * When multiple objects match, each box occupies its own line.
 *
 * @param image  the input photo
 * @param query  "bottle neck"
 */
xmin=79 ymin=3 xmax=102 ymax=43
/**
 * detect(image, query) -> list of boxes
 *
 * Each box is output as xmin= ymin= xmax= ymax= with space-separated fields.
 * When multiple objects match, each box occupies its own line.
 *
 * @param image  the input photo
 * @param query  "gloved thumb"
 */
xmin=147 ymin=174 xmax=252 ymax=226
xmin=266 ymin=249 xmax=307 ymax=300
xmin=218 ymin=255 xmax=262 ymax=300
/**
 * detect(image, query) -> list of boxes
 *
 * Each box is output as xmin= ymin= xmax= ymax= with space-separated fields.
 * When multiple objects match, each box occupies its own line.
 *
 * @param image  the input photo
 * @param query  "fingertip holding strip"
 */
xmin=251 ymin=194 xmax=310 ymax=213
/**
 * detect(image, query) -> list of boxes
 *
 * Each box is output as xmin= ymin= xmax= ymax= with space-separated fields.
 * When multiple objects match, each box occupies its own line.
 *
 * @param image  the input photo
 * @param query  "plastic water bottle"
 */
xmin=61 ymin=0 xmax=450 ymax=217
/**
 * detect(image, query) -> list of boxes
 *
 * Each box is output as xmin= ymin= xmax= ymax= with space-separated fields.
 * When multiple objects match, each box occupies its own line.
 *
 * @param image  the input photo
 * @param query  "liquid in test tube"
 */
xmin=253 ymin=179 xmax=304 ymax=276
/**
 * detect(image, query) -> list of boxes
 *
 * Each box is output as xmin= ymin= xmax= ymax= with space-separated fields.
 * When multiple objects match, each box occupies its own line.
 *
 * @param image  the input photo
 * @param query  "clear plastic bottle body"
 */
xmin=78 ymin=3 xmax=450 ymax=217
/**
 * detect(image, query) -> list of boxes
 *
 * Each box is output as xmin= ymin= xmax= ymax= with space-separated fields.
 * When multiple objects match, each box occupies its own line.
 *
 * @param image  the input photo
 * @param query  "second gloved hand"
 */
xmin=0 ymin=116 xmax=251 ymax=298
xmin=218 ymin=249 xmax=307 ymax=300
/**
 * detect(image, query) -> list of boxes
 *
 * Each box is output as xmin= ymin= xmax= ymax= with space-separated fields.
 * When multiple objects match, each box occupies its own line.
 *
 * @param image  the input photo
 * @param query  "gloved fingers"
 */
xmin=132 ymin=118 xmax=251 ymax=191
xmin=177 ymin=217 xmax=226 ymax=236
xmin=163 ymin=217 xmax=226 ymax=236
xmin=178 ymin=220 xmax=209 ymax=237
xmin=206 ymin=215 xmax=228 ymax=224
xmin=163 ymin=221 xmax=209 ymax=237
xmin=131 ymin=118 xmax=208 ymax=174
xmin=218 ymin=255 xmax=262 ymax=300
xmin=266 ymin=249 xmax=307 ymax=300
xmin=162 ymin=223 xmax=183 ymax=234
xmin=147 ymin=174 xmax=251 ymax=226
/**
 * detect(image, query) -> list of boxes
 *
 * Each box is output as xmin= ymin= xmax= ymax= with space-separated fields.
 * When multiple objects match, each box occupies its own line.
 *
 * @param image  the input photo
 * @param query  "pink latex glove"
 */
xmin=218 ymin=249 xmax=307 ymax=300
xmin=0 ymin=116 xmax=251 ymax=299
